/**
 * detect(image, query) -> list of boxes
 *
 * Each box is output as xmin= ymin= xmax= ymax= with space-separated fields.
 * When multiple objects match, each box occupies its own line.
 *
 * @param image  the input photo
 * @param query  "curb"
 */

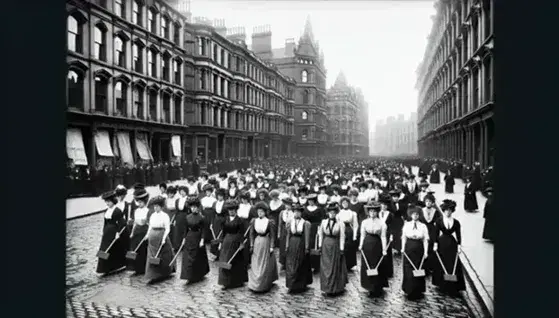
xmin=460 ymin=252 xmax=494 ymax=318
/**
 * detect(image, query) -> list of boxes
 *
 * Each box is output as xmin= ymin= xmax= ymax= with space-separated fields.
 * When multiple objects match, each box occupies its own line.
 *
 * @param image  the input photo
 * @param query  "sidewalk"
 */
xmin=66 ymin=170 xmax=238 ymax=220
xmin=412 ymin=167 xmax=494 ymax=317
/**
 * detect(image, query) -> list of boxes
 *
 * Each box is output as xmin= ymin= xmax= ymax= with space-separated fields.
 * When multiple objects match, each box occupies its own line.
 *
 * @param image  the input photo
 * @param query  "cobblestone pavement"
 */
xmin=67 ymin=215 xmax=475 ymax=318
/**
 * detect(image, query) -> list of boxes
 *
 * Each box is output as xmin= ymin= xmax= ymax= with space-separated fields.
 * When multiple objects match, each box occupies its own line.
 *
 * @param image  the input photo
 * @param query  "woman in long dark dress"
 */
xmin=164 ymin=186 xmax=178 ymax=250
xmin=419 ymin=195 xmax=442 ymax=274
xmin=359 ymin=202 xmax=388 ymax=297
xmin=278 ymin=198 xmax=294 ymax=269
xmin=173 ymin=186 xmax=189 ymax=252
xmin=318 ymin=203 xmax=348 ymax=296
xmin=217 ymin=199 xmax=248 ymax=289
xmin=482 ymin=187 xmax=494 ymax=242
xmin=401 ymin=206 xmax=429 ymax=299
xmin=464 ymin=176 xmax=479 ymax=212
xmin=114 ymin=185 xmax=132 ymax=253
xmin=285 ymin=205 xmax=313 ymax=293
xmin=209 ymin=188 xmax=227 ymax=259
xmin=267 ymin=189 xmax=285 ymax=248
xmin=444 ymin=169 xmax=455 ymax=194
xmin=145 ymin=196 xmax=175 ymax=283
xmin=126 ymin=189 xmax=150 ymax=274
xmin=200 ymin=183 xmax=217 ymax=242
xmin=432 ymin=199 xmax=466 ymax=295
xmin=338 ymin=197 xmax=359 ymax=271
xmin=378 ymin=196 xmax=394 ymax=278
xmin=302 ymin=193 xmax=325 ymax=273
xmin=96 ymin=191 xmax=127 ymax=275
xmin=180 ymin=197 xmax=210 ymax=284
xmin=248 ymin=203 xmax=279 ymax=292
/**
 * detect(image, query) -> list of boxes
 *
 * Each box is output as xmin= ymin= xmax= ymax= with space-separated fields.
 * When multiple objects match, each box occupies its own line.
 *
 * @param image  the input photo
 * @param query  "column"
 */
xmin=203 ymin=136 xmax=209 ymax=165
xmin=90 ymin=127 xmax=98 ymax=166
xmin=216 ymin=107 xmax=221 ymax=128
xmin=224 ymin=110 xmax=228 ymax=129
xmin=221 ymin=136 xmax=226 ymax=158
xmin=214 ymin=137 xmax=219 ymax=160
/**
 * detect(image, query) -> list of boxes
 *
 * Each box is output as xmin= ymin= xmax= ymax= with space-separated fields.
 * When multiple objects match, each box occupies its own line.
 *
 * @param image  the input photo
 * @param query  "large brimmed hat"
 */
xmin=132 ymin=183 xmax=145 ymax=190
xmin=133 ymin=188 xmax=149 ymax=200
xmin=101 ymin=190 xmax=117 ymax=201
xmin=440 ymin=199 xmax=457 ymax=211
xmin=224 ymin=199 xmax=239 ymax=210
xmin=187 ymin=196 xmax=201 ymax=207
xmin=365 ymin=201 xmax=381 ymax=211
xmin=282 ymin=197 xmax=294 ymax=205
xmin=306 ymin=193 xmax=318 ymax=200
xmin=254 ymin=201 xmax=269 ymax=212
xmin=202 ymin=184 xmax=213 ymax=192
xmin=215 ymin=188 xmax=227 ymax=198
xmin=326 ymin=202 xmax=339 ymax=212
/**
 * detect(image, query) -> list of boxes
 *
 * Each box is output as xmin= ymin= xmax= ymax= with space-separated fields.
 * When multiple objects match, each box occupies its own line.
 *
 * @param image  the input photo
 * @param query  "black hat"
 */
xmin=326 ymin=202 xmax=339 ymax=212
xmin=133 ymin=188 xmax=149 ymax=200
xmin=187 ymin=196 xmax=201 ymax=207
xmin=159 ymin=183 xmax=168 ymax=190
xmin=216 ymin=188 xmax=227 ymax=198
xmin=389 ymin=189 xmax=401 ymax=196
xmin=318 ymin=185 xmax=327 ymax=191
xmin=254 ymin=201 xmax=269 ymax=212
xmin=365 ymin=201 xmax=381 ymax=211
xmin=132 ymin=183 xmax=145 ymax=190
xmin=101 ymin=190 xmax=117 ymax=201
xmin=114 ymin=185 xmax=127 ymax=197
xmin=330 ymin=184 xmax=341 ymax=192
xmin=440 ymin=199 xmax=457 ymax=212
xmin=293 ymin=204 xmax=305 ymax=213
xmin=306 ymin=193 xmax=317 ymax=200
xmin=240 ymin=191 xmax=251 ymax=200
xmin=224 ymin=199 xmax=239 ymax=210
xmin=379 ymin=194 xmax=392 ymax=204
xmin=257 ymin=188 xmax=269 ymax=196
xmin=219 ymin=173 xmax=228 ymax=179
xmin=150 ymin=195 xmax=166 ymax=207
xmin=202 ymin=184 xmax=213 ymax=192
xmin=282 ymin=197 xmax=294 ymax=205
xmin=358 ymin=182 xmax=368 ymax=189
xmin=187 ymin=176 xmax=196 ymax=182
xmin=298 ymin=187 xmax=308 ymax=194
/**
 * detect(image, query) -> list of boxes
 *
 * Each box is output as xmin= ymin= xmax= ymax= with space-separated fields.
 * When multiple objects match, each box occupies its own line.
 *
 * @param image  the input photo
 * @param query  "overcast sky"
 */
xmin=188 ymin=0 xmax=435 ymax=127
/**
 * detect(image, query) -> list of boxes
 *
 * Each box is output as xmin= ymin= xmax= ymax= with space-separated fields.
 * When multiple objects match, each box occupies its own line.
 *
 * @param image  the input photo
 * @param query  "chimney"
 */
xmin=226 ymin=27 xmax=247 ymax=48
xmin=251 ymin=24 xmax=272 ymax=54
xmin=284 ymin=38 xmax=295 ymax=56
xmin=213 ymin=19 xmax=227 ymax=37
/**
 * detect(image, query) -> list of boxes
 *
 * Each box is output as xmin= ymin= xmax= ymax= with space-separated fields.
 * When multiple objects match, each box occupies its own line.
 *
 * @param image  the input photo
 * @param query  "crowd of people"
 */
xmin=92 ymin=156 xmax=493 ymax=300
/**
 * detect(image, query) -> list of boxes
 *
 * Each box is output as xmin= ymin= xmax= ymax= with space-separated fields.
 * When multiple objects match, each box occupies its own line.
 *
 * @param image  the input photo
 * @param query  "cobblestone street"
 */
xmin=67 ymin=214 xmax=475 ymax=318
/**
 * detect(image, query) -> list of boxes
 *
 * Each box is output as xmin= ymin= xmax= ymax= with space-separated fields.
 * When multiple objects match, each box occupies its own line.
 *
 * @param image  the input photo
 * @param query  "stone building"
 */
xmin=373 ymin=113 xmax=417 ymax=156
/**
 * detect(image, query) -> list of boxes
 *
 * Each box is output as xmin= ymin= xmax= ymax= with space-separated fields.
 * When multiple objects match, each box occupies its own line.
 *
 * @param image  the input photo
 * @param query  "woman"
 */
xmin=114 ymin=185 xmax=132 ymax=252
xmin=228 ymin=178 xmax=240 ymax=199
xmin=317 ymin=185 xmax=329 ymax=208
xmin=96 ymin=191 xmax=127 ymax=275
xmin=318 ymin=203 xmax=348 ymax=296
xmin=420 ymin=195 xmax=442 ymax=273
xmin=278 ymin=198 xmax=294 ymax=269
xmin=464 ymin=176 xmax=479 ymax=212
xmin=482 ymin=187 xmax=494 ymax=242
xmin=302 ymin=193 xmax=324 ymax=273
xmin=238 ymin=192 xmax=256 ymax=270
xmin=444 ymin=169 xmax=455 ymax=194
xmin=329 ymin=184 xmax=341 ymax=203
xmin=145 ymin=196 xmax=175 ymax=283
xmin=180 ymin=197 xmax=210 ymax=284
xmin=285 ymin=205 xmax=313 ymax=293
xmin=209 ymin=188 xmax=227 ymax=258
xmin=338 ymin=197 xmax=359 ymax=271
xmin=173 ymin=186 xmax=189 ymax=253
xmin=200 ymin=184 xmax=216 ymax=243
xmin=217 ymin=199 xmax=248 ymax=289
xmin=359 ymin=202 xmax=388 ymax=297
xmin=401 ymin=206 xmax=429 ymax=299
xmin=165 ymin=186 xmax=178 ymax=250
xmin=268 ymin=189 xmax=285 ymax=248
xmin=248 ymin=182 xmax=258 ymax=203
xmin=378 ymin=197 xmax=394 ymax=278
xmin=186 ymin=176 xmax=198 ymax=197
xmin=248 ymin=202 xmax=279 ymax=292
xmin=126 ymin=189 xmax=150 ymax=275
xmin=432 ymin=199 xmax=466 ymax=295
xmin=347 ymin=189 xmax=365 ymax=225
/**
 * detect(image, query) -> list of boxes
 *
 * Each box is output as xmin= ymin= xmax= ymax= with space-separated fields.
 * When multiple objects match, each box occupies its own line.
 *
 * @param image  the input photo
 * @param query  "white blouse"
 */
xmin=104 ymin=206 xmax=117 ymax=219
xmin=215 ymin=200 xmax=224 ymax=214
xmin=281 ymin=209 xmax=294 ymax=223
xmin=330 ymin=195 xmax=341 ymax=203
xmin=166 ymin=197 xmax=177 ymax=210
xmin=228 ymin=188 xmax=237 ymax=197
xmin=238 ymin=203 xmax=251 ymax=219
xmin=201 ymin=196 xmax=216 ymax=209
xmin=299 ymin=198 xmax=308 ymax=205
xmin=317 ymin=194 xmax=329 ymax=204
xmin=177 ymin=196 xmax=187 ymax=210
xmin=357 ymin=192 xmax=368 ymax=203
xmin=254 ymin=217 xmax=269 ymax=234
xmin=134 ymin=207 xmax=149 ymax=225
xmin=379 ymin=210 xmax=390 ymax=224
xmin=402 ymin=221 xmax=429 ymax=240
xmin=279 ymin=192 xmax=289 ymax=200
xmin=148 ymin=211 xmax=171 ymax=239
xmin=219 ymin=180 xmax=228 ymax=189
xmin=269 ymin=200 xmax=282 ymax=211
xmin=249 ymin=188 xmax=257 ymax=198
xmin=290 ymin=218 xmax=305 ymax=234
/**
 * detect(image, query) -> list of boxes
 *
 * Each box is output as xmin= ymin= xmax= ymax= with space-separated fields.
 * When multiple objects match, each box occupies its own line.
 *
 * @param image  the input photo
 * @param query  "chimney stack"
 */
xmin=213 ymin=19 xmax=227 ymax=37
xmin=251 ymin=24 xmax=272 ymax=55
xmin=284 ymin=38 xmax=295 ymax=56
xmin=226 ymin=27 xmax=247 ymax=48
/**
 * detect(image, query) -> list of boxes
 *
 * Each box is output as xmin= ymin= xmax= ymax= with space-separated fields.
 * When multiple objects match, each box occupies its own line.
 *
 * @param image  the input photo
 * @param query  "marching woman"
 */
xmin=420 ymin=195 xmax=442 ymax=274
xmin=97 ymin=191 xmax=127 ymax=275
xmin=444 ymin=169 xmax=455 ymax=194
xmin=359 ymin=202 xmax=388 ymax=297
xmin=338 ymin=197 xmax=359 ymax=271
xmin=285 ymin=205 xmax=313 ymax=292
xmin=126 ymin=189 xmax=150 ymax=275
xmin=464 ymin=176 xmax=479 ymax=212
xmin=164 ymin=186 xmax=178 ymax=250
xmin=401 ymin=206 xmax=429 ymax=299
xmin=317 ymin=185 xmax=329 ymax=209
xmin=173 ymin=186 xmax=189 ymax=253
xmin=186 ymin=176 xmax=199 ymax=198
xmin=115 ymin=185 xmax=132 ymax=252
xmin=318 ymin=203 xmax=348 ymax=296
xmin=248 ymin=202 xmax=279 ymax=292
xmin=209 ymin=188 xmax=227 ymax=259
xmin=180 ymin=197 xmax=210 ymax=284
xmin=348 ymin=189 xmax=365 ymax=225
xmin=218 ymin=199 xmax=249 ymax=290
xmin=145 ymin=196 xmax=175 ymax=283
xmin=329 ymin=184 xmax=341 ymax=203
xmin=278 ymin=198 xmax=294 ymax=269
xmin=378 ymin=196 xmax=394 ymax=278
xmin=228 ymin=178 xmax=240 ymax=199
xmin=432 ymin=199 xmax=466 ymax=295
xmin=238 ymin=192 xmax=256 ymax=270
xmin=267 ymin=189 xmax=285 ymax=248
xmin=200 ymin=184 xmax=216 ymax=243
xmin=303 ymin=193 xmax=325 ymax=273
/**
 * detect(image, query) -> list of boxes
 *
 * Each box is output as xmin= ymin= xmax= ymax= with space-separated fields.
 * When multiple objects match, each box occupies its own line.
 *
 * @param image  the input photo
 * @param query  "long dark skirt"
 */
xmin=343 ymin=224 xmax=357 ymax=271
xmin=166 ymin=209 xmax=178 ymax=250
xmin=218 ymin=233 xmax=248 ymax=288
xmin=285 ymin=234 xmax=313 ymax=291
xmin=174 ymin=212 xmax=188 ymax=252
xmin=279 ymin=225 xmax=288 ymax=266
xmin=379 ymin=233 xmax=394 ymax=278
xmin=96 ymin=223 xmax=127 ymax=274
xmin=145 ymin=229 xmax=175 ymax=282
xmin=210 ymin=214 xmax=226 ymax=257
xmin=180 ymin=229 xmax=210 ymax=283
xmin=432 ymin=234 xmax=465 ymax=293
xmin=126 ymin=224 xmax=149 ymax=274
xmin=391 ymin=218 xmax=404 ymax=251
xmin=402 ymin=239 xmax=426 ymax=295
xmin=464 ymin=193 xmax=479 ymax=211
xmin=203 ymin=207 xmax=216 ymax=242
xmin=445 ymin=180 xmax=454 ymax=193
xmin=482 ymin=217 xmax=494 ymax=241
xmin=309 ymin=222 xmax=321 ymax=271
xmin=360 ymin=234 xmax=386 ymax=292
xmin=320 ymin=236 xmax=348 ymax=294
xmin=248 ymin=234 xmax=278 ymax=292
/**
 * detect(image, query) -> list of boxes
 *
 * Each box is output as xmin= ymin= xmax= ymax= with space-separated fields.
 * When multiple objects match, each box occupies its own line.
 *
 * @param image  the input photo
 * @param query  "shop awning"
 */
xmin=171 ymin=135 xmax=182 ymax=157
xmin=117 ymin=132 xmax=134 ymax=166
xmin=66 ymin=128 xmax=88 ymax=165
xmin=135 ymin=133 xmax=153 ymax=161
xmin=94 ymin=130 xmax=114 ymax=157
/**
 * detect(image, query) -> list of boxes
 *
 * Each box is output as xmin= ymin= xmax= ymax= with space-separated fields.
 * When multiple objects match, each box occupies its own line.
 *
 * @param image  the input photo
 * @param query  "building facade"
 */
xmin=373 ymin=113 xmax=417 ymax=156
xmin=416 ymin=0 xmax=494 ymax=168
xmin=66 ymin=0 xmax=295 ymax=169
xmin=325 ymin=72 xmax=369 ymax=156
xmin=255 ymin=18 xmax=328 ymax=157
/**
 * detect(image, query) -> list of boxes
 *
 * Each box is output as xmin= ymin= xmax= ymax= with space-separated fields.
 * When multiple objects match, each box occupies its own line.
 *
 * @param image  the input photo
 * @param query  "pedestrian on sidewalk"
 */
xmin=126 ymin=189 xmax=150 ymax=275
xmin=401 ymin=206 xmax=429 ymax=300
xmin=432 ymin=199 xmax=466 ymax=295
xmin=145 ymin=196 xmax=175 ymax=283
xmin=444 ymin=169 xmax=455 ymax=194
xmin=482 ymin=187 xmax=495 ymax=242
xmin=96 ymin=191 xmax=127 ymax=275
xmin=180 ymin=197 xmax=210 ymax=284
xmin=359 ymin=202 xmax=388 ymax=297
xmin=463 ymin=176 xmax=479 ymax=212
xmin=429 ymin=164 xmax=441 ymax=184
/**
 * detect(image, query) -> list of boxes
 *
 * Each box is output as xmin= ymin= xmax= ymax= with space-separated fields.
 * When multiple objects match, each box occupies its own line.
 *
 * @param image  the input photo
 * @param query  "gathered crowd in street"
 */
xmin=92 ymin=156 xmax=493 ymax=300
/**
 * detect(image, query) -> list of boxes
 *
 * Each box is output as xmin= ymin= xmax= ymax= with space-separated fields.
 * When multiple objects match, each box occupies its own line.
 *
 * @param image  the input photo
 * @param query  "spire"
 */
xmin=301 ymin=15 xmax=314 ymax=43
xmin=334 ymin=71 xmax=348 ymax=87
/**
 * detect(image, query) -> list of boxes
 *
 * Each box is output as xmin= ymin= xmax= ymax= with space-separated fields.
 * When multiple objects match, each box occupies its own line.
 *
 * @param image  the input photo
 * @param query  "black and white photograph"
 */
xmin=65 ymin=0 xmax=494 ymax=317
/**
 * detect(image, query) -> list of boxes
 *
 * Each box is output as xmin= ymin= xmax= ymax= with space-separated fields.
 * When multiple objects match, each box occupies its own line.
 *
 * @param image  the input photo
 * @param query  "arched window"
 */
xmin=301 ymin=70 xmax=308 ymax=83
xmin=133 ymin=85 xmax=144 ymax=119
xmin=94 ymin=75 xmax=109 ymax=112
xmin=148 ymin=88 xmax=158 ymax=120
xmin=94 ymin=24 xmax=106 ymax=61
xmin=67 ymin=15 xmax=82 ymax=53
xmin=132 ymin=0 xmax=143 ymax=26
xmin=301 ymin=129 xmax=308 ymax=140
xmin=133 ymin=41 xmax=144 ymax=73
xmin=67 ymin=70 xmax=84 ymax=109
xmin=115 ymin=81 xmax=127 ymax=116
xmin=114 ymin=36 xmax=125 ymax=67
xmin=303 ymin=90 xmax=309 ymax=104
xmin=301 ymin=111 xmax=308 ymax=120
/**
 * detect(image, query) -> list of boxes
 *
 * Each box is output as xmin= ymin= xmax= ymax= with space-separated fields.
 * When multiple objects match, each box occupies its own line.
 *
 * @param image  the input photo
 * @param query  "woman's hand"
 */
xmin=433 ymin=244 xmax=438 ymax=252
xmin=269 ymin=247 xmax=274 ymax=253
xmin=382 ymin=250 xmax=387 ymax=256
xmin=115 ymin=232 xmax=120 ymax=240
xmin=423 ymin=252 xmax=428 ymax=260
xmin=457 ymin=245 xmax=462 ymax=253
xmin=199 ymin=240 xmax=204 ymax=247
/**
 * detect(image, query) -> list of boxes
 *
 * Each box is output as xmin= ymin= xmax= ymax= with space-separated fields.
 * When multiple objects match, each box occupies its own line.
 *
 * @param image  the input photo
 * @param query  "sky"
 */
xmin=186 ymin=0 xmax=436 ymax=128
